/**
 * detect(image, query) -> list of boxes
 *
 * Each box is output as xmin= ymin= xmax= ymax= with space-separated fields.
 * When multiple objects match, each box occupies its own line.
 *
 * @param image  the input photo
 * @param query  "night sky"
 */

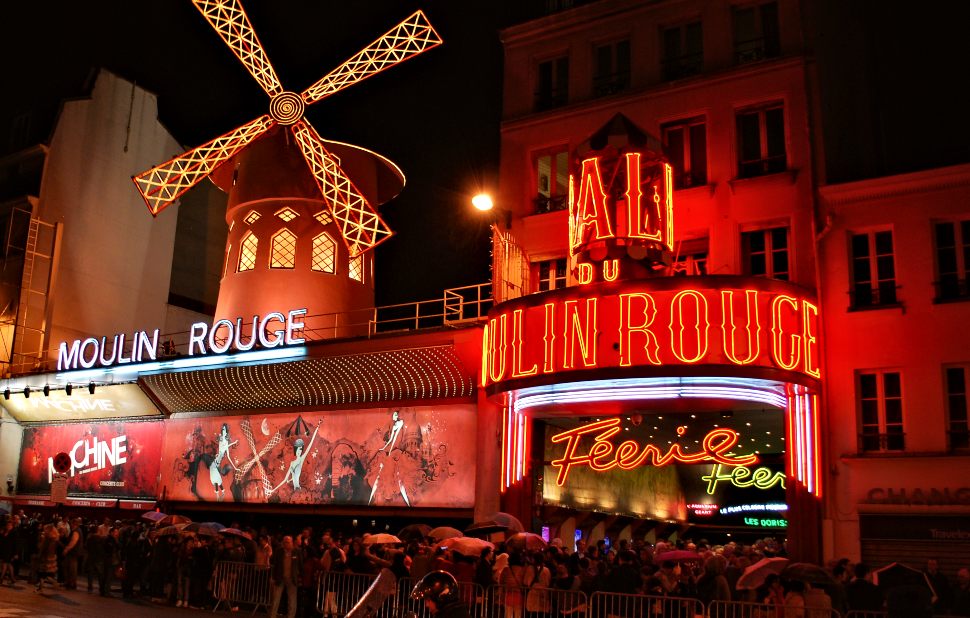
xmin=4 ymin=1 xmax=970 ymax=305
xmin=3 ymin=1 xmax=535 ymax=306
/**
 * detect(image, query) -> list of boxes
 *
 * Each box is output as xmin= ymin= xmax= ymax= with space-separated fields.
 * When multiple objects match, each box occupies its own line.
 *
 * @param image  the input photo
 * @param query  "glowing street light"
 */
xmin=472 ymin=193 xmax=494 ymax=212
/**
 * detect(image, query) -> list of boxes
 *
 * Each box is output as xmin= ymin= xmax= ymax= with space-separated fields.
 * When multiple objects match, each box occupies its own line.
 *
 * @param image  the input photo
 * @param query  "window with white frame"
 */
xmin=536 ymin=258 xmax=567 ymax=291
xmin=662 ymin=117 xmax=707 ymax=189
xmin=593 ymin=39 xmax=630 ymax=96
xmin=850 ymin=230 xmax=897 ymax=308
xmin=858 ymin=370 xmax=904 ymax=452
xmin=237 ymin=231 xmax=258 ymax=272
xmin=535 ymin=148 xmax=569 ymax=214
xmin=535 ymin=56 xmax=569 ymax=111
xmin=742 ymin=226 xmax=789 ymax=280
xmin=934 ymin=218 xmax=970 ymax=301
xmin=945 ymin=365 xmax=970 ymax=450
xmin=736 ymin=102 xmax=786 ymax=178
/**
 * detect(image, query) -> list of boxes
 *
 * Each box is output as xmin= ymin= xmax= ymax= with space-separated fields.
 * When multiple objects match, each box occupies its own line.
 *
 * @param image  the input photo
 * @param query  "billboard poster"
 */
xmin=16 ymin=420 xmax=164 ymax=498
xmin=159 ymin=406 xmax=476 ymax=508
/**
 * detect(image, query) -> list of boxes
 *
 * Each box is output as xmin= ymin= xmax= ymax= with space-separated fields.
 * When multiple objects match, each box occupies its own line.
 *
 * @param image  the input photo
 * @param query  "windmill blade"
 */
xmin=192 ymin=0 xmax=284 ymax=98
xmin=290 ymin=120 xmax=392 ymax=256
xmin=301 ymin=10 xmax=442 ymax=106
xmin=133 ymin=115 xmax=274 ymax=216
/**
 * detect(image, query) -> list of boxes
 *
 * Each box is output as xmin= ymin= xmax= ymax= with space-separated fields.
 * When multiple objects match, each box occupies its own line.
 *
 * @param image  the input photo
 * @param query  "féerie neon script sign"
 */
xmin=57 ymin=309 xmax=307 ymax=371
xmin=549 ymin=418 xmax=757 ymax=486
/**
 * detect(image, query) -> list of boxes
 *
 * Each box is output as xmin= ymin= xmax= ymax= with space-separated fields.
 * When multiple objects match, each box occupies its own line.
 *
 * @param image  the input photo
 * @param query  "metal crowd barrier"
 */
xmin=589 ymin=590 xmax=703 ymax=618
xmin=844 ymin=612 xmax=887 ymax=618
xmin=210 ymin=560 xmax=271 ymax=615
xmin=399 ymin=577 xmax=487 ymax=618
xmin=708 ymin=599 xmax=842 ymax=618
xmin=317 ymin=571 xmax=382 ymax=617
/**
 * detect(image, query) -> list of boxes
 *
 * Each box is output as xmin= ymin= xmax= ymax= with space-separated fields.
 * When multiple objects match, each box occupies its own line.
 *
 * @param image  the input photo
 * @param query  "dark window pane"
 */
xmin=876 ymin=255 xmax=895 ymax=281
xmin=852 ymin=257 xmax=871 ymax=284
xmin=772 ymin=251 xmax=788 ymax=276
xmin=595 ymin=45 xmax=611 ymax=79
xmin=851 ymin=234 xmax=870 ymax=259
xmin=860 ymin=374 xmax=877 ymax=398
xmin=947 ymin=367 xmax=966 ymax=394
xmin=939 ymin=247 xmax=958 ymax=274
xmin=771 ymin=227 xmax=788 ymax=248
xmin=555 ymin=151 xmax=569 ymax=195
xmin=886 ymin=432 xmax=905 ymax=450
xmin=861 ymin=435 xmax=880 ymax=451
xmin=738 ymin=113 xmax=761 ymax=161
xmin=665 ymin=127 xmax=685 ymax=186
xmin=761 ymin=2 xmax=781 ymax=57
xmin=878 ymin=280 xmax=897 ymax=304
xmin=875 ymin=230 xmax=894 ymax=255
xmin=883 ymin=373 xmax=901 ymax=397
xmin=885 ymin=400 xmax=902 ymax=424
xmin=765 ymin=108 xmax=785 ymax=158
xmin=861 ymin=400 xmax=879 ymax=426
xmin=686 ymin=22 xmax=703 ymax=57
xmin=616 ymin=40 xmax=631 ymax=76
xmin=936 ymin=222 xmax=956 ymax=247
xmin=750 ymin=254 xmax=767 ymax=276
xmin=747 ymin=231 xmax=766 ymax=253
xmin=689 ymin=124 xmax=707 ymax=185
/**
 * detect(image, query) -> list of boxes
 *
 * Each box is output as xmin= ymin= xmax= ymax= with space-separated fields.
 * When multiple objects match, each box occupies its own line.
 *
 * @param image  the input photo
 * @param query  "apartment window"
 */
xmin=858 ymin=371 xmax=904 ymax=452
xmin=535 ymin=148 xmax=569 ymax=214
xmin=237 ymin=231 xmax=258 ymax=272
xmin=662 ymin=117 xmax=707 ymax=189
xmin=349 ymin=254 xmax=364 ymax=283
xmin=850 ymin=231 xmax=897 ymax=309
xmin=593 ymin=40 xmax=630 ymax=96
xmin=736 ymin=103 xmax=786 ymax=178
xmin=946 ymin=366 xmax=970 ymax=450
xmin=671 ymin=238 xmax=709 ymax=276
xmin=934 ymin=219 xmax=970 ymax=301
xmin=270 ymin=229 xmax=297 ymax=269
xmin=535 ymin=56 xmax=569 ymax=111
xmin=662 ymin=21 xmax=703 ymax=81
xmin=537 ymin=258 xmax=567 ymax=291
xmin=733 ymin=2 xmax=780 ymax=64
xmin=311 ymin=232 xmax=336 ymax=273
xmin=742 ymin=227 xmax=789 ymax=280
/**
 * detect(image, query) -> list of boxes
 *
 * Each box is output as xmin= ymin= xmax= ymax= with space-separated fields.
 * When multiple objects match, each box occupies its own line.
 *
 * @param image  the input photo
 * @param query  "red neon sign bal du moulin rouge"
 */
xmin=550 ymin=418 xmax=757 ymax=486
xmin=482 ymin=280 xmax=820 ymax=387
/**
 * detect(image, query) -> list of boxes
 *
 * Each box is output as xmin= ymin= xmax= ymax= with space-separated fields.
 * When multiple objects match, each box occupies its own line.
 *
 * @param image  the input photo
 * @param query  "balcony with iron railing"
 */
xmin=661 ymin=52 xmax=703 ymax=81
xmin=734 ymin=36 xmax=781 ymax=65
xmin=534 ymin=194 xmax=568 ymax=214
xmin=858 ymin=431 xmax=905 ymax=453
xmin=849 ymin=284 xmax=902 ymax=311
xmin=592 ymin=70 xmax=630 ymax=97
xmin=933 ymin=277 xmax=970 ymax=303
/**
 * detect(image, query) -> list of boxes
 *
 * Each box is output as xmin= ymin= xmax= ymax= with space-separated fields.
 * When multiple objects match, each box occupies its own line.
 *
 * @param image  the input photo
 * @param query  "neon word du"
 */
xmin=47 ymin=434 xmax=128 ymax=482
xmin=549 ymin=418 xmax=758 ymax=486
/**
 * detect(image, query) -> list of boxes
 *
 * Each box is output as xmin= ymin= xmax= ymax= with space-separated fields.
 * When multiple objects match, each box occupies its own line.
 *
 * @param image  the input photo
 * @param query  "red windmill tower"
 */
xmin=133 ymin=1 xmax=442 ymax=332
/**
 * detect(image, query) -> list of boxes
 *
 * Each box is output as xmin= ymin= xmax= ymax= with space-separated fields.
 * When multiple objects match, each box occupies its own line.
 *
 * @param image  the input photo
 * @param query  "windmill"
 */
xmin=132 ymin=1 xmax=442 ymax=329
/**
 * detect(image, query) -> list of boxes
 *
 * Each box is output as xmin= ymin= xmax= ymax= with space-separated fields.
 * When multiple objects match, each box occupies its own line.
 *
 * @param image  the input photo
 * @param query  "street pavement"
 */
xmin=0 ymin=581 xmax=233 ymax=618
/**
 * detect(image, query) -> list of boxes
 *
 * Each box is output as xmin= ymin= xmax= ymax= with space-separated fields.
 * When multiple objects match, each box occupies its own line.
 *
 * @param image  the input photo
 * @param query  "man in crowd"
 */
xmin=270 ymin=535 xmax=304 ymax=618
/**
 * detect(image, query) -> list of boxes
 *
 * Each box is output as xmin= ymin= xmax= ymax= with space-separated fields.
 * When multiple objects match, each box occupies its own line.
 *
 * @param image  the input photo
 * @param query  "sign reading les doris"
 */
xmin=160 ymin=406 xmax=476 ymax=508
xmin=17 ymin=420 xmax=163 ymax=498
xmin=482 ymin=278 xmax=819 ymax=388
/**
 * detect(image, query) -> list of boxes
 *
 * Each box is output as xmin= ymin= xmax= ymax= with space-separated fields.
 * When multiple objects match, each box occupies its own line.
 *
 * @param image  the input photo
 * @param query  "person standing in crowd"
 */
xmin=175 ymin=536 xmax=196 ymax=608
xmin=925 ymin=558 xmax=952 ymax=614
xmin=84 ymin=524 xmax=104 ymax=592
xmin=952 ymin=568 xmax=970 ymax=617
xmin=846 ymin=563 xmax=884 ymax=612
xmin=99 ymin=526 xmax=120 ymax=597
xmin=61 ymin=517 xmax=83 ymax=590
xmin=270 ymin=535 xmax=303 ymax=618
xmin=0 ymin=519 xmax=17 ymax=585
xmin=411 ymin=570 xmax=471 ymax=618
xmin=34 ymin=524 xmax=60 ymax=593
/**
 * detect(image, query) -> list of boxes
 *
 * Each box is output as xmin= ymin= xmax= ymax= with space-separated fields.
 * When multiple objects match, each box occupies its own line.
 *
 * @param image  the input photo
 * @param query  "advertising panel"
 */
xmin=16 ymin=420 xmax=164 ymax=498
xmin=0 ymin=384 xmax=160 ymax=422
xmin=159 ymin=406 xmax=476 ymax=508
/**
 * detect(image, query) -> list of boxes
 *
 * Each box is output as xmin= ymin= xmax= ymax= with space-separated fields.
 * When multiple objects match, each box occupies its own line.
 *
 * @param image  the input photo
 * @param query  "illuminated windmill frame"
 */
xmin=133 ymin=0 xmax=442 ymax=256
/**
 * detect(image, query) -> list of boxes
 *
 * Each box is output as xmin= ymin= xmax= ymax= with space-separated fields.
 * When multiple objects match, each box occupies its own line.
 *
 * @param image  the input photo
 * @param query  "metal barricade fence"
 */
xmin=317 ymin=571 xmax=380 ymax=617
xmin=211 ymin=561 xmax=271 ymax=614
xmin=708 ymin=599 xmax=843 ymax=618
xmin=589 ymin=590 xmax=703 ymax=618
xmin=399 ymin=577 xmax=487 ymax=618
xmin=483 ymin=585 xmax=589 ymax=618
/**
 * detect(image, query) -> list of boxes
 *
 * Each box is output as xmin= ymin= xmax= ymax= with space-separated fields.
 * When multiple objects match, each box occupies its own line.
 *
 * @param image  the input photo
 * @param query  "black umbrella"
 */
xmin=465 ymin=520 xmax=509 ymax=537
xmin=398 ymin=523 xmax=432 ymax=542
xmin=873 ymin=562 xmax=937 ymax=599
xmin=781 ymin=562 xmax=837 ymax=587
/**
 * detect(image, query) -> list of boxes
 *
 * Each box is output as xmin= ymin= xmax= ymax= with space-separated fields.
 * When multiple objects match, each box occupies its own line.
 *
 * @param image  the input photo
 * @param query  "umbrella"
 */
xmin=219 ymin=528 xmax=254 ymax=542
xmin=398 ymin=523 xmax=432 ymax=542
xmin=655 ymin=550 xmax=702 ymax=563
xmin=873 ymin=562 xmax=937 ymax=598
xmin=465 ymin=520 xmax=509 ymax=536
xmin=362 ymin=533 xmax=402 ymax=545
xmin=156 ymin=523 xmax=190 ymax=537
xmin=506 ymin=532 xmax=547 ymax=551
xmin=439 ymin=536 xmax=495 ymax=557
xmin=428 ymin=526 xmax=463 ymax=541
xmin=141 ymin=510 xmax=167 ymax=523
xmin=156 ymin=514 xmax=192 ymax=528
xmin=184 ymin=522 xmax=225 ymax=537
xmin=736 ymin=557 xmax=790 ymax=590
xmin=781 ymin=562 xmax=837 ymax=587
xmin=490 ymin=512 xmax=525 ymax=533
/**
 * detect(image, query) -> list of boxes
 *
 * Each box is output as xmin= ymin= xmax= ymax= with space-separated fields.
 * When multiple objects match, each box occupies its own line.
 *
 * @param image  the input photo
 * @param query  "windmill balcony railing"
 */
xmin=8 ymin=283 xmax=493 ymax=377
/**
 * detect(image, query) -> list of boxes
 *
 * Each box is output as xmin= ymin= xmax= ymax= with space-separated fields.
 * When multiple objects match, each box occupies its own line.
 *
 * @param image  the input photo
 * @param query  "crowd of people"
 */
xmin=1 ymin=509 xmax=969 ymax=618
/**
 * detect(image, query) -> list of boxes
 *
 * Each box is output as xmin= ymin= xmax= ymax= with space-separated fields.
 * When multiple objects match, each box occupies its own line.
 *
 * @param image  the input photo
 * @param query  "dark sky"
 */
xmin=3 ymin=1 xmax=536 ymax=306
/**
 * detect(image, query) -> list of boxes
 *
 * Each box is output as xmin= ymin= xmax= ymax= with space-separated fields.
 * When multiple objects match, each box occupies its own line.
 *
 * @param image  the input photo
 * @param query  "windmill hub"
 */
xmin=269 ymin=91 xmax=305 ymax=125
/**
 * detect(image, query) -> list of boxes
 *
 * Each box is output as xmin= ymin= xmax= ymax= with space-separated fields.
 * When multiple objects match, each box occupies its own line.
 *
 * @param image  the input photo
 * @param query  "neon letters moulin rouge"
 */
xmin=482 ymin=280 xmax=820 ymax=388
xmin=550 ymin=418 xmax=757 ymax=486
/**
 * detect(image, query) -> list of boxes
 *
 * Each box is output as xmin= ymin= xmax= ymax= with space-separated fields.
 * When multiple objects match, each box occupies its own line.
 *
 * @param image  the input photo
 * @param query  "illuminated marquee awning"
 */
xmin=141 ymin=345 xmax=474 ymax=413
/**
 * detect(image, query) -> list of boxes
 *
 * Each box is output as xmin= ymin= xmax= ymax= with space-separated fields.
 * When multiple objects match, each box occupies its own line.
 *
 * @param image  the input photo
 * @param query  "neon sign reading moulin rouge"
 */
xmin=57 ymin=309 xmax=307 ymax=371
xmin=482 ymin=284 xmax=820 ymax=387
xmin=550 ymin=418 xmax=757 ymax=486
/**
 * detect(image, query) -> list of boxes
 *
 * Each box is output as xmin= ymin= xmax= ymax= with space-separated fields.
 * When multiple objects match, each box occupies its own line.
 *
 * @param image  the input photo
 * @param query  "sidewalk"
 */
xmin=0 ymin=580 xmax=254 ymax=617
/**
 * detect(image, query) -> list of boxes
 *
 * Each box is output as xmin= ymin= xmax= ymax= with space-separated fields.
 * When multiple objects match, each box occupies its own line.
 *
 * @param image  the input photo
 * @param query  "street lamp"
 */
xmin=471 ymin=192 xmax=511 ymax=229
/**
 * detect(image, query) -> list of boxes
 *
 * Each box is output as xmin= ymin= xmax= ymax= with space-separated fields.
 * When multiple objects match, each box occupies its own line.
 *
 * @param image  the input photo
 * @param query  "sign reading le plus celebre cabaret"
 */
xmin=17 ymin=420 xmax=164 ymax=498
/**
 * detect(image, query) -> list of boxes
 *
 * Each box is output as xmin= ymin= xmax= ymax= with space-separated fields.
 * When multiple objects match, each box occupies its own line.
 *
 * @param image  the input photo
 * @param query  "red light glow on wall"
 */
xmin=482 ymin=279 xmax=821 ymax=389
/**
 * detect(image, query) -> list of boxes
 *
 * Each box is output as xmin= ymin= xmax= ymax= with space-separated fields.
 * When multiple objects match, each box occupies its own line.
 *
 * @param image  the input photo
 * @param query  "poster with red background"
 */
xmin=159 ymin=406 xmax=476 ymax=508
xmin=17 ymin=420 xmax=164 ymax=498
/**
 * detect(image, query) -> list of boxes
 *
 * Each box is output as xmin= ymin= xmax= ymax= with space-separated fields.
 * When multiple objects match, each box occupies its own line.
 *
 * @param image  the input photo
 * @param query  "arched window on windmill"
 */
xmin=311 ymin=232 xmax=336 ymax=274
xmin=238 ymin=231 xmax=258 ymax=272
xmin=349 ymin=254 xmax=364 ymax=283
xmin=270 ymin=229 xmax=297 ymax=269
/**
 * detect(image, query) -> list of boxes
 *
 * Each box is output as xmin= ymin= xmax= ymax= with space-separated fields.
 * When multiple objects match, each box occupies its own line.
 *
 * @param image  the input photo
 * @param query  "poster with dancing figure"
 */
xmin=160 ymin=406 xmax=475 ymax=507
